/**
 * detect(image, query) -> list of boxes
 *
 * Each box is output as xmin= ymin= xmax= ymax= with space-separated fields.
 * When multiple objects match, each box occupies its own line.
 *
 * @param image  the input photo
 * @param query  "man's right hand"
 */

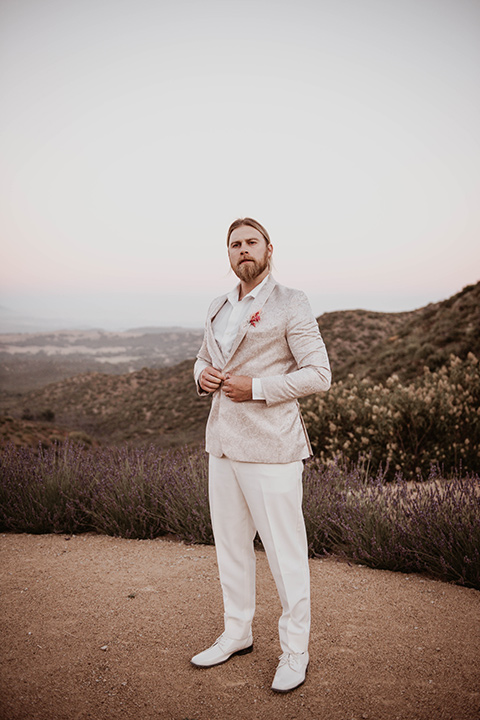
xmin=199 ymin=366 xmax=225 ymax=393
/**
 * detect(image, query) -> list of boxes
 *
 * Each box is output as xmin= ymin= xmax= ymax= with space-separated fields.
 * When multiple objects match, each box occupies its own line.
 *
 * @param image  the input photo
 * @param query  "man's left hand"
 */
xmin=222 ymin=374 xmax=252 ymax=402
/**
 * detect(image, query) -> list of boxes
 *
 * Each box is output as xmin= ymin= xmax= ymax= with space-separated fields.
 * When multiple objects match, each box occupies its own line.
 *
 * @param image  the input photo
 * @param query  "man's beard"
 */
xmin=233 ymin=248 xmax=270 ymax=283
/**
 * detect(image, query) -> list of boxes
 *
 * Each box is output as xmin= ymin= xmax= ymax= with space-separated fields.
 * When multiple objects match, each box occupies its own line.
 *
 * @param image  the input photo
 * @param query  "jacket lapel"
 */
xmin=207 ymin=295 xmax=229 ymax=367
xmin=224 ymin=275 xmax=277 ymax=364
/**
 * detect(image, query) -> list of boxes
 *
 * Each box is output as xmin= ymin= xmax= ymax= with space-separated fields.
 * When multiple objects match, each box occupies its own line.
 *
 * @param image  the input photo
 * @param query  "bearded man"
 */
xmin=191 ymin=217 xmax=331 ymax=693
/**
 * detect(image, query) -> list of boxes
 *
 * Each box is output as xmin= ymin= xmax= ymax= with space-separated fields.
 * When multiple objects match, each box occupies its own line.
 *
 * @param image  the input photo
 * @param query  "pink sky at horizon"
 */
xmin=1 ymin=0 xmax=479 ymax=330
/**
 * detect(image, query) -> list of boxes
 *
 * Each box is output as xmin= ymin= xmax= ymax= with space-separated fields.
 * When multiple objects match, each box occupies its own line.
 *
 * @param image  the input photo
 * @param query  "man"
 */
xmin=191 ymin=217 xmax=331 ymax=693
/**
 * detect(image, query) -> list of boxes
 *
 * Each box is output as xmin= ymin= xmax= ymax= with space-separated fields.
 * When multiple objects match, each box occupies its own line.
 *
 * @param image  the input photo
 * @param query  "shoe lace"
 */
xmin=277 ymin=652 xmax=305 ymax=672
xmin=215 ymin=634 xmax=228 ymax=650
xmin=215 ymin=633 xmax=240 ymax=651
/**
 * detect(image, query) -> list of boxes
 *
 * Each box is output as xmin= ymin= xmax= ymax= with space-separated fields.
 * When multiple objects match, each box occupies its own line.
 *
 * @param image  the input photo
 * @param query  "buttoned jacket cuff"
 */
xmin=252 ymin=377 xmax=265 ymax=400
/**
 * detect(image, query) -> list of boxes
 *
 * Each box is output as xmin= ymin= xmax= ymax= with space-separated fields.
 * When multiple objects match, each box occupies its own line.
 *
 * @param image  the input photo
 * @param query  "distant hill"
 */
xmin=0 ymin=305 xmax=76 ymax=334
xmin=1 ymin=281 xmax=478 ymax=449
xmin=319 ymin=281 xmax=480 ymax=383
xmin=0 ymin=327 xmax=204 ymax=392
xmin=317 ymin=308 xmax=415 ymax=382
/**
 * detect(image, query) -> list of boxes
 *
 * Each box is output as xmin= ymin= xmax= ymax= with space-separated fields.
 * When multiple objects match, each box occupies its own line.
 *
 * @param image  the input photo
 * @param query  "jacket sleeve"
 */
xmin=260 ymin=291 xmax=331 ymax=406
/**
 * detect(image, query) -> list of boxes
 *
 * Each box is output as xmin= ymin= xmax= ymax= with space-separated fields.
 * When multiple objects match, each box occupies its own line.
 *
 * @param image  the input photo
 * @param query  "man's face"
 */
xmin=228 ymin=225 xmax=273 ymax=283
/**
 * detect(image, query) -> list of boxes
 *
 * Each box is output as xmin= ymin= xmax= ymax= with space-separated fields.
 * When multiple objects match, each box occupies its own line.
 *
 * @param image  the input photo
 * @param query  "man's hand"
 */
xmin=199 ymin=367 xmax=225 ymax=393
xmin=222 ymin=374 xmax=253 ymax=402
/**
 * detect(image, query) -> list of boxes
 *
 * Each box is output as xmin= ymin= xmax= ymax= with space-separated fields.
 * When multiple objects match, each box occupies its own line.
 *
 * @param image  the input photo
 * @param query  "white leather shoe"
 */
xmin=191 ymin=633 xmax=253 ymax=667
xmin=271 ymin=651 xmax=309 ymax=693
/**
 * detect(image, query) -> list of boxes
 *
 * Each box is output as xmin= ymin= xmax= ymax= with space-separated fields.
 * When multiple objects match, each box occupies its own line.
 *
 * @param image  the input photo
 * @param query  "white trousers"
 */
xmin=208 ymin=454 xmax=310 ymax=654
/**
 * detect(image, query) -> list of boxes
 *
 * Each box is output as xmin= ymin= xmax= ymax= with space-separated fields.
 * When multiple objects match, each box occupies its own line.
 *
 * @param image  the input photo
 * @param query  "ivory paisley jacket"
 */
xmin=195 ymin=275 xmax=331 ymax=463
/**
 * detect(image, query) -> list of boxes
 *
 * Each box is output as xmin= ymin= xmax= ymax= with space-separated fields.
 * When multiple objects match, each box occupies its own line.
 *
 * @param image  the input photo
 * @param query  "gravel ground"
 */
xmin=1 ymin=533 xmax=479 ymax=720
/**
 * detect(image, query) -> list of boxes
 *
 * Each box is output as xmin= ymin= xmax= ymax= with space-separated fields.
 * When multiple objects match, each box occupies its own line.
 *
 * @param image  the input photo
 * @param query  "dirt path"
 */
xmin=1 ymin=533 xmax=479 ymax=720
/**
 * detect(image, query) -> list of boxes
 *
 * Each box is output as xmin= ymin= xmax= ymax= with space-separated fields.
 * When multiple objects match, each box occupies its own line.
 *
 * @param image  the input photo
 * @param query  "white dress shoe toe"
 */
xmin=191 ymin=633 xmax=253 ymax=668
xmin=271 ymin=651 xmax=309 ymax=693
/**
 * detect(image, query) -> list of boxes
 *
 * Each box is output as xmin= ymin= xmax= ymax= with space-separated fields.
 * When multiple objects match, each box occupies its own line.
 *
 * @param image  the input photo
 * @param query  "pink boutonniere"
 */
xmin=249 ymin=311 xmax=261 ymax=327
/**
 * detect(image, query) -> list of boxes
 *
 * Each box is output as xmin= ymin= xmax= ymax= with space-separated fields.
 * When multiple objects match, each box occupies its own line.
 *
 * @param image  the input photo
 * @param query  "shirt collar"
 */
xmin=227 ymin=274 xmax=270 ymax=306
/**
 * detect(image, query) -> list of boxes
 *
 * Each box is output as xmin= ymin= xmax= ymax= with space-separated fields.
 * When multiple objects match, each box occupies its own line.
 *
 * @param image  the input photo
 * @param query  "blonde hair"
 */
xmin=226 ymin=217 xmax=271 ymax=246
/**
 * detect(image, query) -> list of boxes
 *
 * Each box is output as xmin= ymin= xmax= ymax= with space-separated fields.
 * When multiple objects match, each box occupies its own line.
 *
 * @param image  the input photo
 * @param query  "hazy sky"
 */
xmin=1 ymin=0 xmax=479 ymax=330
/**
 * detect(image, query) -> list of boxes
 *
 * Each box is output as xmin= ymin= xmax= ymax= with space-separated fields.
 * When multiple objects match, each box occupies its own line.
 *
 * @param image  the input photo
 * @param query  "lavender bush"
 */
xmin=0 ymin=443 xmax=94 ymax=534
xmin=0 ymin=443 xmax=479 ymax=589
xmin=303 ymin=458 xmax=480 ymax=588
xmin=0 ymin=443 xmax=212 ymax=543
xmin=86 ymin=445 xmax=166 ymax=538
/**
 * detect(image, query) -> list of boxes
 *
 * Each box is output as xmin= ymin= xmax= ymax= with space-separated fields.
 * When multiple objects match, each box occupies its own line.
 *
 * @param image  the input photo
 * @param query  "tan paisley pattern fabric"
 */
xmin=195 ymin=275 xmax=331 ymax=463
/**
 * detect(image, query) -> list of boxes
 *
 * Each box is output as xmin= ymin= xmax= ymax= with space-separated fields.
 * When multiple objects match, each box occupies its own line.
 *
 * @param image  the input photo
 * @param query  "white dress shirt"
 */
xmin=196 ymin=276 xmax=268 ymax=400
